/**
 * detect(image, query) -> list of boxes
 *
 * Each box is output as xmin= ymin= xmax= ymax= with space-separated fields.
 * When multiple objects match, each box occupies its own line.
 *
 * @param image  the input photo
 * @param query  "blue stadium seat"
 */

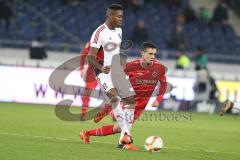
xmin=0 ymin=0 xmax=239 ymax=57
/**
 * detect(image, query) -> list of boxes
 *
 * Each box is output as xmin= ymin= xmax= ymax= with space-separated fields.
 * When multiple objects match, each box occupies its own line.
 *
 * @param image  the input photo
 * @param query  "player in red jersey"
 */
xmin=80 ymin=41 xmax=112 ymax=116
xmin=80 ymin=41 xmax=168 ymax=150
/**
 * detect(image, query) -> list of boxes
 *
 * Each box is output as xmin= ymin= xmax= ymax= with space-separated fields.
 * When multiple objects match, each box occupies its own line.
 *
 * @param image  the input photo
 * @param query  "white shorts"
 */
xmin=97 ymin=70 xmax=135 ymax=98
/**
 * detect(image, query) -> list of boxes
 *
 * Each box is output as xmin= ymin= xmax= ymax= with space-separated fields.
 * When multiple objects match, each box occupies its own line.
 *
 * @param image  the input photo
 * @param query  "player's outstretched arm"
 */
xmin=152 ymin=76 xmax=167 ymax=107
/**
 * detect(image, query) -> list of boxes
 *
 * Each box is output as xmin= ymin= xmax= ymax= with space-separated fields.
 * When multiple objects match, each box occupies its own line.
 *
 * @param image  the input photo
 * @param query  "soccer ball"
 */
xmin=144 ymin=136 xmax=163 ymax=152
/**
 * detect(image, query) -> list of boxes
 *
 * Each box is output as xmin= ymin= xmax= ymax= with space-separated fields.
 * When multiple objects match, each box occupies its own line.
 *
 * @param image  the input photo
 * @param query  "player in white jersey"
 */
xmin=84 ymin=4 xmax=138 ymax=150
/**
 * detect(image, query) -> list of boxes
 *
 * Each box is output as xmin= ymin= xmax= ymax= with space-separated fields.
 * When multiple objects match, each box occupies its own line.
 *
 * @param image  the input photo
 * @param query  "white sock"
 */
xmin=123 ymin=105 xmax=135 ymax=133
xmin=233 ymin=102 xmax=240 ymax=110
xmin=118 ymin=106 xmax=134 ymax=144
xmin=111 ymin=98 xmax=129 ymax=144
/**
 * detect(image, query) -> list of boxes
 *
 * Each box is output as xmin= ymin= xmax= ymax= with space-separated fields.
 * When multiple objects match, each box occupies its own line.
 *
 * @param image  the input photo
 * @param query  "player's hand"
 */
xmin=80 ymin=69 xmax=85 ymax=78
xmin=151 ymin=100 xmax=159 ymax=107
xmin=101 ymin=66 xmax=111 ymax=74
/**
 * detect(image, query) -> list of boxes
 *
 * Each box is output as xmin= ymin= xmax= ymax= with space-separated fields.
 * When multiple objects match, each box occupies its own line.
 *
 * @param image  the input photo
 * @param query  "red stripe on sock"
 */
xmin=87 ymin=125 xmax=115 ymax=136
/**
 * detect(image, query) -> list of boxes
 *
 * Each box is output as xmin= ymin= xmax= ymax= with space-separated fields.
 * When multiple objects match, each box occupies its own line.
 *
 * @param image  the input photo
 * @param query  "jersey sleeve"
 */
xmin=156 ymin=76 xmax=167 ymax=103
xmin=158 ymin=64 xmax=167 ymax=79
xmin=156 ymin=64 xmax=168 ymax=103
xmin=124 ymin=61 xmax=136 ymax=76
xmin=90 ymin=28 xmax=104 ymax=49
xmin=124 ymin=62 xmax=131 ymax=73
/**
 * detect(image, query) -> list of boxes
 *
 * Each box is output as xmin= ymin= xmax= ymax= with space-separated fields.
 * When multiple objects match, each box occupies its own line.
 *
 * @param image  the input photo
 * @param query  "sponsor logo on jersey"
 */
xmin=152 ymin=71 xmax=157 ymax=77
xmin=136 ymin=79 xmax=157 ymax=85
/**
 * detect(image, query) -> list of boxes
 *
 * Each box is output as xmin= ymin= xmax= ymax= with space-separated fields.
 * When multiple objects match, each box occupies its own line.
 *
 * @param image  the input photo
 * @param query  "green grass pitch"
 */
xmin=0 ymin=102 xmax=240 ymax=160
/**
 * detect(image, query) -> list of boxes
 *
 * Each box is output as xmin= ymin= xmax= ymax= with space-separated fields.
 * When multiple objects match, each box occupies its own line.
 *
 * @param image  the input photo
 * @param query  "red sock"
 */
xmin=87 ymin=125 xmax=115 ymax=136
xmin=81 ymin=96 xmax=90 ymax=113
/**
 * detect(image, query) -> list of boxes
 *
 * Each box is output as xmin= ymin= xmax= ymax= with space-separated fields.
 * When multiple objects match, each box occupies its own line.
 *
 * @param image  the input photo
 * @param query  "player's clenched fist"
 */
xmin=101 ymin=66 xmax=111 ymax=74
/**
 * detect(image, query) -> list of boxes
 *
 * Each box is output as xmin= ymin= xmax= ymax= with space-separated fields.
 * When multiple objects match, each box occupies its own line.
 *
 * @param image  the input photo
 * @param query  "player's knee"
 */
xmin=122 ymin=96 xmax=135 ymax=106
xmin=113 ymin=125 xmax=121 ymax=133
xmin=124 ymin=104 xmax=135 ymax=109
xmin=106 ymin=88 xmax=118 ymax=98
xmin=110 ymin=96 xmax=121 ymax=104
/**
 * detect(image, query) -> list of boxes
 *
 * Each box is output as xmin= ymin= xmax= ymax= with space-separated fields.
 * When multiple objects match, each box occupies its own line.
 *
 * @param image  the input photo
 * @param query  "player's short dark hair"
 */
xmin=141 ymin=41 xmax=157 ymax=51
xmin=108 ymin=4 xmax=123 ymax=11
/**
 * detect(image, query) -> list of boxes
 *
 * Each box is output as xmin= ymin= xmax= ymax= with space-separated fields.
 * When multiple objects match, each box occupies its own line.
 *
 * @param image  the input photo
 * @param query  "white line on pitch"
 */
xmin=0 ymin=132 xmax=239 ymax=155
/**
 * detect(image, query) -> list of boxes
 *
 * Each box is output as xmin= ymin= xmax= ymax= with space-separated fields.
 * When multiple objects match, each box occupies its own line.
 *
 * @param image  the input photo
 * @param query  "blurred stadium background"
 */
xmin=0 ymin=0 xmax=240 ymax=159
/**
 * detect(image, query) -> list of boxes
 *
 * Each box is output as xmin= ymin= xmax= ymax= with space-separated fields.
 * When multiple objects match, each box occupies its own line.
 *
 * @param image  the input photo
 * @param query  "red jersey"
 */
xmin=125 ymin=59 xmax=167 ymax=107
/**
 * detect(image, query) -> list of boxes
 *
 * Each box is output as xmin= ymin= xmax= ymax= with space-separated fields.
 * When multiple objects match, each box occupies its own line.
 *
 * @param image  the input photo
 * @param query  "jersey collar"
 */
xmin=104 ymin=23 xmax=116 ymax=31
xmin=140 ymin=58 xmax=153 ymax=69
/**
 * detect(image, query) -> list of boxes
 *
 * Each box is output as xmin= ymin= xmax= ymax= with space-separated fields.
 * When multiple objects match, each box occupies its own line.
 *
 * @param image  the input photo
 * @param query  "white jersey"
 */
xmin=90 ymin=23 xmax=122 ymax=66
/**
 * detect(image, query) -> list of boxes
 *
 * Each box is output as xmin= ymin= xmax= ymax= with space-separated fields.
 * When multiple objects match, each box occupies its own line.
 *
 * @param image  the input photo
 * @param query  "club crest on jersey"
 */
xmin=104 ymin=42 xmax=118 ymax=52
xmin=152 ymin=71 xmax=157 ymax=77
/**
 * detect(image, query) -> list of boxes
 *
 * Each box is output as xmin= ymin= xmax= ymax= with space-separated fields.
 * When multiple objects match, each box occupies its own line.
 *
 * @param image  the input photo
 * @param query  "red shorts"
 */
xmin=132 ymin=97 xmax=150 ymax=123
xmin=133 ymin=108 xmax=144 ymax=123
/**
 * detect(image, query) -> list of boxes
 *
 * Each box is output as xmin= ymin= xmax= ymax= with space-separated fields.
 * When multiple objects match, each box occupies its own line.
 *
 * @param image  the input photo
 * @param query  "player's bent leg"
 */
xmin=81 ymin=67 xmax=98 ymax=115
xmin=94 ymin=104 xmax=112 ymax=123
xmin=220 ymin=100 xmax=234 ymax=116
xmin=81 ymin=88 xmax=92 ymax=115
xmin=122 ymin=96 xmax=135 ymax=107
xmin=117 ymin=108 xmax=142 ymax=151
xmin=81 ymin=81 xmax=97 ymax=117
xmin=122 ymin=96 xmax=135 ymax=136
xmin=106 ymin=89 xmax=132 ymax=144
xmin=106 ymin=88 xmax=119 ymax=98
xmin=80 ymin=125 xmax=117 ymax=144
xmin=113 ymin=123 xmax=121 ymax=133
xmin=110 ymin=97 xmax=132 ymax=144
xmin=120 ymin=109 xmax=143 ymax=151
xmin=98 ymin=73 xmax=133 ymax=144
xmin=133 ymin=109 xmax=144 ymax=124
